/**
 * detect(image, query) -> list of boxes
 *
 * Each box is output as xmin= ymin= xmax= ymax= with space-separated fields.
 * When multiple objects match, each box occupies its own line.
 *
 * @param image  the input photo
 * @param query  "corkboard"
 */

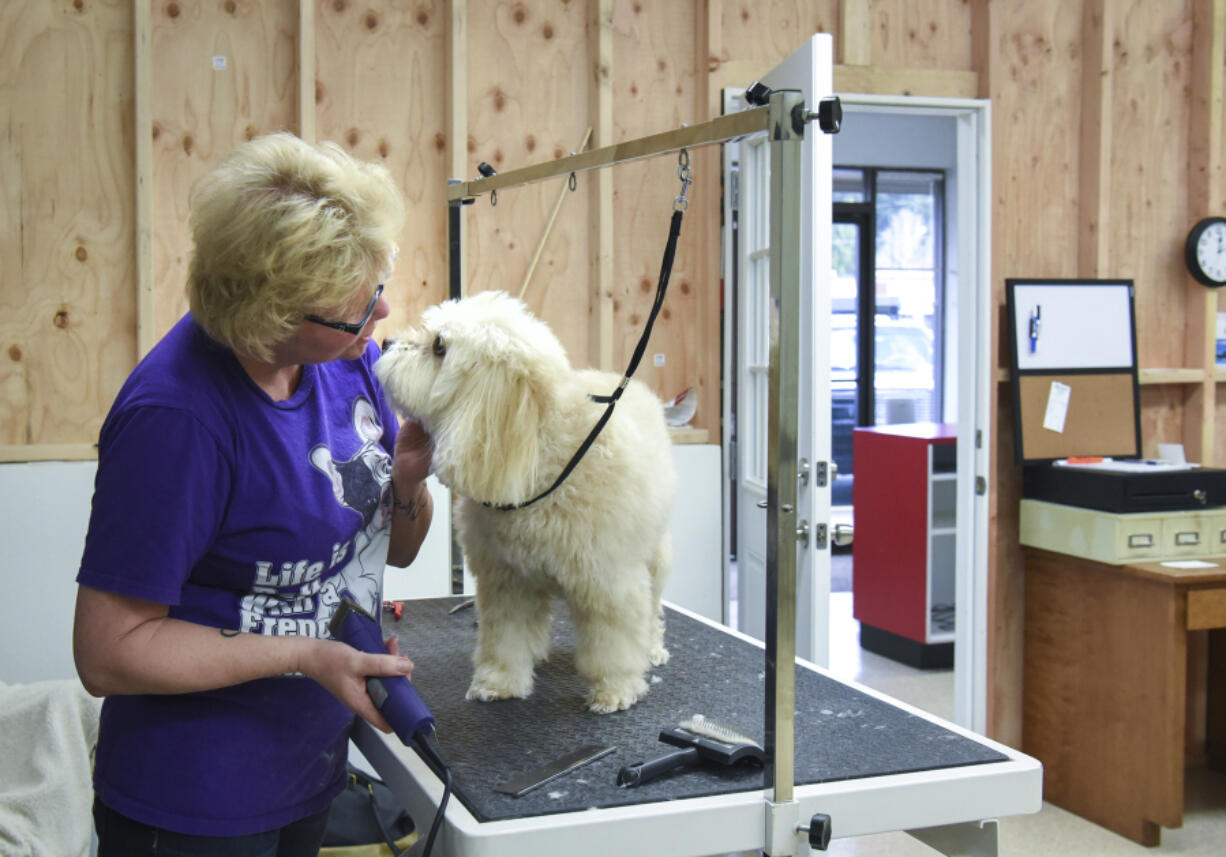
xmin=1015 ymin=372 xmax=1140 ymax=463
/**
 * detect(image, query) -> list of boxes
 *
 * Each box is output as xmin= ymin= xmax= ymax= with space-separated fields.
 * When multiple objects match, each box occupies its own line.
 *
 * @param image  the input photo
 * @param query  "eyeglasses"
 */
xmin=305 ymin=283 xmax=383 ymax=335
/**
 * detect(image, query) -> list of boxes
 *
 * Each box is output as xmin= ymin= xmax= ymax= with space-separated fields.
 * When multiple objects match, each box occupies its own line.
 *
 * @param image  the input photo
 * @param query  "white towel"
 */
xmin=0 ymin=679 xmax=101 ymax=857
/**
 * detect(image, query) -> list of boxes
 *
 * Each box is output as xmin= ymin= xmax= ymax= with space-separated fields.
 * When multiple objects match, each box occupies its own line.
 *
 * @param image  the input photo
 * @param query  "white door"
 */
xmin=727 ymin=34 xmax=834 ymax=665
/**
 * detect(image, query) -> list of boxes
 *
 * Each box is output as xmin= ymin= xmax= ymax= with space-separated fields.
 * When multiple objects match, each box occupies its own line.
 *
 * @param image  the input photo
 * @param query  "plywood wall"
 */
xmin=314 ymin=0 xmax=449 ymax=334
xmin=464 ymin=1 xmax=592 ymax=362
xmin=4 ymin=0 xmax=1225 ymax=746
xmin=0 ymin=0 xmax=992 ymax=456
xmin=0 ymin=0 xmax=136 ymax=452
xmin=980 ymin=0 xmax=1223 ymax=746
xmin=150 ymin=0 xmax=300 ymax=336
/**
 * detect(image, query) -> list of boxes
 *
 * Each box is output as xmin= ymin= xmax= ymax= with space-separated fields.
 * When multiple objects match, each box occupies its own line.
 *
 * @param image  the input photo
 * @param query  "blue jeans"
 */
xmin=93 ymin=799 xmax=331 ymax=857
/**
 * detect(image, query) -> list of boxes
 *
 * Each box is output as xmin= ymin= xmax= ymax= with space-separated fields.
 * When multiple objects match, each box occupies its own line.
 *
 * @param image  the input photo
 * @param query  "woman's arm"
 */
xmin=388 ymin=480 xmax=433 ymax=567
xmin=72 ymin=585 xmax=412 ymax=733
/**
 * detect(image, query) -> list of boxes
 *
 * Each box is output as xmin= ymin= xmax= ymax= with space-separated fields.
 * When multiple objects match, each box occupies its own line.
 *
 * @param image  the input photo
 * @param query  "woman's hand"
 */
xmin=392 ymin=419 xmax=432 ymax=489
xmin=300 ymin=638 xmax=415 ymax=734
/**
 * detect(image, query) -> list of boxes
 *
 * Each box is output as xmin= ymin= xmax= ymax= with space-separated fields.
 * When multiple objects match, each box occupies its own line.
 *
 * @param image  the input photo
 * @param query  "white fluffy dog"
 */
xmin=375 ymin=291 xmax=677 ymax=713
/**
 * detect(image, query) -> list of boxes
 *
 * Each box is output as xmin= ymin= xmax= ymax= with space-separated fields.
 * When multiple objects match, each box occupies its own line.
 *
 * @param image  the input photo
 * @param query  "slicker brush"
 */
xmin=617 ymin=715 xmax=765 ymax=787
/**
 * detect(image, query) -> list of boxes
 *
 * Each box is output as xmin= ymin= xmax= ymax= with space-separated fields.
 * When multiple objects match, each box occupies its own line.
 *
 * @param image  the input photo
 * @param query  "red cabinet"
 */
xmin=852 ymin=422 xmax=957 ymax=669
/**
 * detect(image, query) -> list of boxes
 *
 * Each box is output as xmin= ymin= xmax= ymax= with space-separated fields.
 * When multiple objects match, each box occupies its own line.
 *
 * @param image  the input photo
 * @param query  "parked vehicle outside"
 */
xmin=830 ymin=315 xmax=936 ymax=505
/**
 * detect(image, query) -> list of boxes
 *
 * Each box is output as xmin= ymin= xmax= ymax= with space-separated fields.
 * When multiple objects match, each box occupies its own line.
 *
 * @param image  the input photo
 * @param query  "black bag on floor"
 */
xmin=320 ymin=764 xmax=417 ymax=857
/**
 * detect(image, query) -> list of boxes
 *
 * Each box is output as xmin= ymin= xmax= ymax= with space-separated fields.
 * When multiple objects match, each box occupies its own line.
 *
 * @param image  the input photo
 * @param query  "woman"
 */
xmin=73 ymin=131 xmax=432 ymax=855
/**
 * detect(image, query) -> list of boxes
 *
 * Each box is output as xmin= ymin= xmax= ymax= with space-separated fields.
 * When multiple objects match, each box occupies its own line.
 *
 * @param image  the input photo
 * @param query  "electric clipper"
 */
xmin=328 ymin=596 xmax=435 ymax=743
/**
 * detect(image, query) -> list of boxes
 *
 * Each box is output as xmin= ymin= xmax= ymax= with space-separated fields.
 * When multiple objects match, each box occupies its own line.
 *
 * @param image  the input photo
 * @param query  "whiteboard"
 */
xmin=1009 ymin=281 xmax=1134 ymax=370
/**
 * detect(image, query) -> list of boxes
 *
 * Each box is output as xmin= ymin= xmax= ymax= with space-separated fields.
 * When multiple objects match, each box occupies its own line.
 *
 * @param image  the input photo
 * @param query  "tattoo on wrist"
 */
xmin=392 ymin=484 xmax=423 ymax=519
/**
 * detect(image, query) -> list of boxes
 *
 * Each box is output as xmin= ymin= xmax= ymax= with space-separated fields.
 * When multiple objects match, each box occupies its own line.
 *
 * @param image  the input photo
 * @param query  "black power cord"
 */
xmin=413 ymin=729 xmax=452 ymax=857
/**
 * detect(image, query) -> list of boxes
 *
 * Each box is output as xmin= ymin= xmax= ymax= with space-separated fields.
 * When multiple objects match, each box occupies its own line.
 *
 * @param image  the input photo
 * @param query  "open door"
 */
xmin=725 ymin=34 xmax=834 ymax=666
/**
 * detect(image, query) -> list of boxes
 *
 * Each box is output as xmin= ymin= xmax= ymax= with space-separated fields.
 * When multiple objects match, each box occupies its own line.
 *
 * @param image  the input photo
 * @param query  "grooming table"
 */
xmin=355 ymin=598 xmax=1041 ymax=856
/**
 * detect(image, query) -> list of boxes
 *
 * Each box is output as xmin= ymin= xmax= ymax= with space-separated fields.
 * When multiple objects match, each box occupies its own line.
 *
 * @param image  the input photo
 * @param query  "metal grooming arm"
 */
xmin=446 ymin=108 xmax=769 ymax=202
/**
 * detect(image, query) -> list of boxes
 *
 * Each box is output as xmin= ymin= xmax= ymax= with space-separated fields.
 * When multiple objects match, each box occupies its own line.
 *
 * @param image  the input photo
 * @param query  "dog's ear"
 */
xmin=434 ymin=359 xmax=548 ymax=506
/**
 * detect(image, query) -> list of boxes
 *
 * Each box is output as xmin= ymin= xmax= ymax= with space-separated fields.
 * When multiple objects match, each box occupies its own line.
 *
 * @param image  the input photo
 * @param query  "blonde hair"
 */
xmin=187 ymin=132 xmax=405 ymax=361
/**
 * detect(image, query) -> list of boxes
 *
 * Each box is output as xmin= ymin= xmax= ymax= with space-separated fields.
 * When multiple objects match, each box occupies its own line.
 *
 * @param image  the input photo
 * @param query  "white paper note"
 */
xmin=1157 ymin=443 xmax=1187 ymax=465
xmin=1042 ymin=380 xmax=1071 ymax=432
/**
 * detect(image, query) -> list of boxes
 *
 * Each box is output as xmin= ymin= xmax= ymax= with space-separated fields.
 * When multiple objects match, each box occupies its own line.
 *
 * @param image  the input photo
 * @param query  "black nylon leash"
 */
xmin=489 ymin=203 xmax=685 ymax=512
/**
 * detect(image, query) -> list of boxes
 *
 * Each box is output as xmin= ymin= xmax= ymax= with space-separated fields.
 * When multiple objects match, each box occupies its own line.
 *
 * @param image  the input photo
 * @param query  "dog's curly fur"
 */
xmin=375 ymin=291 xmax=677 ymax=713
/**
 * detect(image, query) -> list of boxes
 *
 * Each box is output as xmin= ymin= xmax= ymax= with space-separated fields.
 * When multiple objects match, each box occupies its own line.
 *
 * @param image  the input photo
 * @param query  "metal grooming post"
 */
xmin=763 ymin=89 xmax=804 ymax=850
xmin=446 ymin=179 xmax=466 ymax=594
xmin=445 ymin=95 xmax=809 ymax=852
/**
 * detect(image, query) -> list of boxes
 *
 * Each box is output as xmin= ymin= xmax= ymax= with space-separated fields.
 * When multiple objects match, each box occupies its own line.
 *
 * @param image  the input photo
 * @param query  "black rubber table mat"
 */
xmin=384 ymin=597 xmax=1006 ymax=822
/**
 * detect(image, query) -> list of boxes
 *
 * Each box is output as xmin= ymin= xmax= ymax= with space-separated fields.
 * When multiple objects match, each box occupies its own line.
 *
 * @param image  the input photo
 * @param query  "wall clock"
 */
xmin=1186 ymin=216 xmax=1226 ymax=287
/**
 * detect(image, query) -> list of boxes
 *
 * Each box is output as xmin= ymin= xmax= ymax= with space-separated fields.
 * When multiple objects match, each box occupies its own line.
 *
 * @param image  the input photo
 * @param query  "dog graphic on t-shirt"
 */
xmin=309 ymin=396 xmax=393 ymax=615
xmin=238 ymin=396 xmax=393 ymax=637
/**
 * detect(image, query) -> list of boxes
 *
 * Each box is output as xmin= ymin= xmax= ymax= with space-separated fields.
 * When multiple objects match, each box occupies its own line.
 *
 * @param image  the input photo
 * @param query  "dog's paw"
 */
xmin=649 ymin=645 xmax=670 ymax=666
xmin=586 ymin=676 xmax=649 ymax=714
xmin=466 ymin=665 xmax=533 ymax=702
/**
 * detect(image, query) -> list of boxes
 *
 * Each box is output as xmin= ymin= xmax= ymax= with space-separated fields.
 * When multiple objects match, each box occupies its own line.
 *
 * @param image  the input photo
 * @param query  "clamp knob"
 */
xmin=791 ymin=96 xmax=843 ymax=135
xmin=745 ymin=81 xmax=772 ymax=106
xmin=817 ymin=96 xmax=843 ymax=134
xmin=797 ymin=812 xmax=833 ymax=851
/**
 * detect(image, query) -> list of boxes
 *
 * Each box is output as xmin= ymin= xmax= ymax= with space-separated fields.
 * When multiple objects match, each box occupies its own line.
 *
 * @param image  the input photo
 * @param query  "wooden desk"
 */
xmin=1022 ymin=549 xmax=1226 ymax=845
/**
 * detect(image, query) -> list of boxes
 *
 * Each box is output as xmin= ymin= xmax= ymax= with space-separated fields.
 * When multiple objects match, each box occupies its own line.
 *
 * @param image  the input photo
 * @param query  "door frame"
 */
xmin=838 ymin=94 xmax=992 ymax=733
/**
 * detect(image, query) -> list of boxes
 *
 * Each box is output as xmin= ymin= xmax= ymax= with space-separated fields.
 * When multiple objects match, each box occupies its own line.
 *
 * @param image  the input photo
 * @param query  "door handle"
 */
xmin=832 ymin=523 xmax=854 ymax=547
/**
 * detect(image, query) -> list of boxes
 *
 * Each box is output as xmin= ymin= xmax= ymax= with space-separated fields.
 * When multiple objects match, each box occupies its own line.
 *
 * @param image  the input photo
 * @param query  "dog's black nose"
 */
xmin=381 ymin=337 xmax=398 ymax=354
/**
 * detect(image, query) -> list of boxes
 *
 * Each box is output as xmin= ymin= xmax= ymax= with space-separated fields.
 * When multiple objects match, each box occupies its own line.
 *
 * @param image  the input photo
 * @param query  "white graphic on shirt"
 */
xmin=239 ymin=396 xmax=392 ymax=637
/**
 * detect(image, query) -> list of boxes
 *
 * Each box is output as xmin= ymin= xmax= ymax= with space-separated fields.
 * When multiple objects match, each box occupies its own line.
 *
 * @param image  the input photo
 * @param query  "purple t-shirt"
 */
xmin=77 ymin=314 xmax=399 ymax=835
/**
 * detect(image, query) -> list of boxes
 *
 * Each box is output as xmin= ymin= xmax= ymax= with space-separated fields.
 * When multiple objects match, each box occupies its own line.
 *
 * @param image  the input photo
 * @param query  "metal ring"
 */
xmin=568 ymin=172 xmax=577 ymax=192
xmin=490 ymin=188 xmax=497 ymax=206
xmin=678 ymin=148 xmax=689 ymax=169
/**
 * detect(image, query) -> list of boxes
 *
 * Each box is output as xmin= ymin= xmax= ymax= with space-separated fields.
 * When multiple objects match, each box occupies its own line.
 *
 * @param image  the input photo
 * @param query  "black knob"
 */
xmin=477 ymin=161 xmax=497 ymax=178
xmin=806 ymin=813 xmax=832 ymax=851
xmin=818 ymin=97 xmax=842 ymax=134
xmin=745 ymin=81 xmax=772 ymax=106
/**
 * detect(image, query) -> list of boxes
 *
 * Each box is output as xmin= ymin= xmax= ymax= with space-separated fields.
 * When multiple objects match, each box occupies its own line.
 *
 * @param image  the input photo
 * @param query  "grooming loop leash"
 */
xmin=490 ymin=149 xmax=690 ymax=511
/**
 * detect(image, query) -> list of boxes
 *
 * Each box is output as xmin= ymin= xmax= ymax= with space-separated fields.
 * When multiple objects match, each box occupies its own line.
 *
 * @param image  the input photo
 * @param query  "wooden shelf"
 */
xmin=997 ymin=367 xmax=1211 ymax=385
xmin=0 ymin=443 xmax=97 ymax=462
xmin=1138 ymin=368 xmax=1205 ymax=385
xmin=669 ymin=428 xmax=710 ymax=444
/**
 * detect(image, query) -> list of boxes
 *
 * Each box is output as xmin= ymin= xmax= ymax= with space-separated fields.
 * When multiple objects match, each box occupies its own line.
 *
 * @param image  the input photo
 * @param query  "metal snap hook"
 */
xmin=674 ymin=147 xmax=692 ymax=211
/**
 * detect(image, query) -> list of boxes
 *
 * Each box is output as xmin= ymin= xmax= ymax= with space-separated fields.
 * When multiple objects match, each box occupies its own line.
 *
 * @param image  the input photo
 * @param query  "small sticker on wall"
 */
xmin=653 ymin=353 xmax=666 ymax=367
xmin=212 ymin=56 xmax=228 ymax=71
xmin=1042 ymin=380 xmax=1071 ymax=433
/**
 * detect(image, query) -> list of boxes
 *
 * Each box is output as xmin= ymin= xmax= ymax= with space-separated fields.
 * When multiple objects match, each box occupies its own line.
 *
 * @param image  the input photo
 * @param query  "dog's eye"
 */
xmin=432 ymin=335 xmax=446 ymax=358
